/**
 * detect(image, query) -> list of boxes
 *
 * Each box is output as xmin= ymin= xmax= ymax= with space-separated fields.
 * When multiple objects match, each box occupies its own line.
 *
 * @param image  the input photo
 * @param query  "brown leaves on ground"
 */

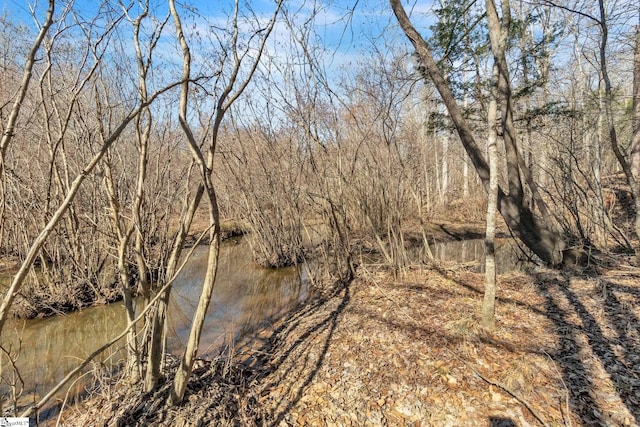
xmin=64 ymin=261 xmax=640 ymax=426
xmin=251 ymin=266 xmax=564 ymax=427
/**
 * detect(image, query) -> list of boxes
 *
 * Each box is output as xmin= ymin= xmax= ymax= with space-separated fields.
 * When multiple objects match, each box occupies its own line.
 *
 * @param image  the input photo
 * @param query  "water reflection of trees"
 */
xmin=416 ymin=239 xmax=524 ymax=274
xmin=1 ymin=240 xmax=306 ymax=406
xmin=165 ymin=242 xmax=307 ymax=357
xmin=1 ymin=303 xmax=127 ymax=404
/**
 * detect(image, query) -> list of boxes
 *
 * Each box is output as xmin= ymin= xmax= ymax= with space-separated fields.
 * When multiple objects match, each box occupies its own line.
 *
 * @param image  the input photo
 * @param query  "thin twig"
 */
xmin=470 ymin=364 xmax=551 ymax=427
xmin=55 ymin=369 xmax=93 ymax=426
xmin=544 ymin=351 xmax=572 ymax=427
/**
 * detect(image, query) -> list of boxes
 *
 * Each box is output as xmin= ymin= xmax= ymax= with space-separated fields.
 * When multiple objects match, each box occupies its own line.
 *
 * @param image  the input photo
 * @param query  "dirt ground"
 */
xmin=62 ymin=240 xmax=640 ymax=426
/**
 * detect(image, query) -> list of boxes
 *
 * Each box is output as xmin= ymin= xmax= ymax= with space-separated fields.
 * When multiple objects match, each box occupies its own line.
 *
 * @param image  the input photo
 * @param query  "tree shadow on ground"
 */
xmin=536 ymin=273 xmax=640 ymax=425
xmin=431 ymin=222 xmax=510 ymax=242
xmin=108 ymin=264 xmax=640 ymax=426
xmin=435 ymin=265 xmax=640 ymax=425
xmin=239 ymin=264 xmax=640 ymax=426
xmin=488 ymin=417 xmax=517 ymax=427
xmin=243 ymin=278 xmax=352 ymax=427
xmin=105 ymin=278 xmax=352 ymax=426
xmin=436 ymin=223 xmax=485 ymax=241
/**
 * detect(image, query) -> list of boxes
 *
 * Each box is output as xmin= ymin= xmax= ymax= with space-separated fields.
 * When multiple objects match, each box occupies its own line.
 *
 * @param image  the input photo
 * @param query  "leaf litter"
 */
xmin=63 ymin=258 xmax=640 ymax=426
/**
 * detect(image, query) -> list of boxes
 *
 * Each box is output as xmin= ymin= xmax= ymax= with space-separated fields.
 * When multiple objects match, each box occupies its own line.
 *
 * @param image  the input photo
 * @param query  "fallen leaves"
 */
xmin=62 ymin=259 xmax=640 ymax=426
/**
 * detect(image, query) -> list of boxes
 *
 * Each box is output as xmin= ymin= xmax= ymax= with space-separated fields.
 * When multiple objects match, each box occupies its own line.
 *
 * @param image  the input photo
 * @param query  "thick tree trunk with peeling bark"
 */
xmin=390 ymin=0 xmax=565 ymax=265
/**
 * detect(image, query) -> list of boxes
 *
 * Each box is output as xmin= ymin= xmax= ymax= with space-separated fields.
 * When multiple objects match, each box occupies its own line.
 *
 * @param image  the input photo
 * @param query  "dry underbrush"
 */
xmin=2 ymin=220 xmax=250 ymax=320
xmin=61 ymin=254 xmax=640 ymax=426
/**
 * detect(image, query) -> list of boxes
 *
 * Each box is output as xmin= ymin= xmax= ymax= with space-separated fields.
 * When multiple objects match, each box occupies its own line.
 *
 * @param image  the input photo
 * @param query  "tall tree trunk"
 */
xmin=482 ymin=62 xmax=499 ymax=330
xmin=597 ymin=0 xmax=640 ymax=257
xmin=631 ymin=9 xmax=640 ymax=252
xmin=144 ymin=184 xmax=202 ymax=392
xmin=481 ymin=0 xmax=509 ymax=330
xmin=487 ymin=0 xmax=521 ymax=202
xmin=165 ymin=0 xmax=283 ymax=404
xmin=165 ymin=0 xmax=223 ymax=405
xmin=390 ymin=0 xmax=565 ymax=265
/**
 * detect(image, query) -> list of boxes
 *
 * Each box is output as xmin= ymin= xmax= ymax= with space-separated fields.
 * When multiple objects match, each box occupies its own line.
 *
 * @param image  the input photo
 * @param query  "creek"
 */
xmin=0 ymin=237 xmax=523 ymax=416
xmin=429 ymin=238 xmax=524 ymax=274
xmin=0 ymin=239 xmax=307 ymax=413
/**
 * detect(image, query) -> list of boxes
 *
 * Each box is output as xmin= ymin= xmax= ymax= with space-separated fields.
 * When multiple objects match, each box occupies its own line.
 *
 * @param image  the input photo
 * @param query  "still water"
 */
xmin=0 ymin=239 xmax=307 ymax=410
xmin=0 ymin=237 xmax=522 ymax=414
xmin=429 ymin=238 xmax=523 ymax=274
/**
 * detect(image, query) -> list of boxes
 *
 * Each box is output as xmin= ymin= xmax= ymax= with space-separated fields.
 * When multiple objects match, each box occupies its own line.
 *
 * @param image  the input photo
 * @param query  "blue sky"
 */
xmin=0 ymin=0 xmax=439 ymax=60
xmin=0 ymin=0 xmax=451 ymax=125
xmin=1 ymin=0 xmax=636 ymax=117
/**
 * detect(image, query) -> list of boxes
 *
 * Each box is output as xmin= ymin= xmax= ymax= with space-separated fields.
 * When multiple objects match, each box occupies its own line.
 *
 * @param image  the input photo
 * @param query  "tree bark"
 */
xmin=165 ymin=0 xmax=283 ymax=404
xmin=102 ymin=157 xmax=140 ymax=383
xmin=144 ymin=183 xmax=203 ymax=392
xmin=631 ymin=9 xmax=640 ymax=252
xmin=596 ymin=0 xmax=640 ymax=258
xmin=389 ymin=0 xmax=565 ymax=265
xmin=482 ymin=62 xmax=499 ymax=330
xmin=482 ymin=0 xmax=506 ymax=330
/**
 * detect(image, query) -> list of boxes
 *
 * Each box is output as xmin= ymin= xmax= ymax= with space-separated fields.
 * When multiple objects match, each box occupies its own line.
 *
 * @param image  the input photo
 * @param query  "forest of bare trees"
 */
xmin=1 ymin=0 xmax=639 ymax=423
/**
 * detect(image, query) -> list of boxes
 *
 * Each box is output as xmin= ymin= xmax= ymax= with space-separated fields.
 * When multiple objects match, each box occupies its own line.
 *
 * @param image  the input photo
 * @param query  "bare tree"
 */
xmin=595 ymin=0 xmax=639 ymax=242
xmin=481 ymin=0 xmax=510 ymax=330
xmin=96 ymin=0 xmax=170 ymax=385
xmin=0 ymin=2 xmax=180 ymax=336
xmin=390 ymin=0 xmax=565 ymax=265
xmin=163 ymin=0 xmax=283 ymax=404
xmin=631 ymin=8 xmax=640 ymax=254
xmin=0 ymin=1 xmax=54 ymax=270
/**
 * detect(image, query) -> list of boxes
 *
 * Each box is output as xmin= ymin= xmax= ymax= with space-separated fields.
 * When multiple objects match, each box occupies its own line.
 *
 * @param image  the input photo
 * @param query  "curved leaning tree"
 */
xmin=162 ymin=0 xmax=284 ymax=405
xmin=389 ymin=0 xmax=566 ymax=266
